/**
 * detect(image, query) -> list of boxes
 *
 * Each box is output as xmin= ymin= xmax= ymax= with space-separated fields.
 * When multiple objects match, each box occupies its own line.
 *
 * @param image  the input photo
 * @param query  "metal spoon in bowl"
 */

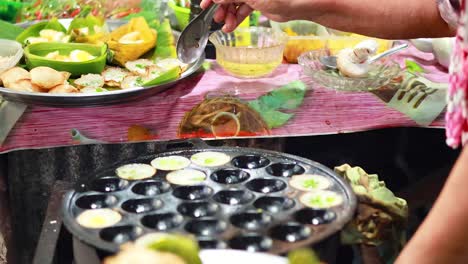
xmin=320 ymin=43 xmax=409 ymax=69
xmin=176 ymin=3 xmax=219 ymax=64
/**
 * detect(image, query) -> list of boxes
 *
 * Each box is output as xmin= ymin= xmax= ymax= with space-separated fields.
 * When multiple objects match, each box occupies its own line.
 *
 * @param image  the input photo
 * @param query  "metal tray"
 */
xmin=62 ymin=141 xmax=357 ymax=254
xmin=0 ymin=20 xmax=200 ymax=107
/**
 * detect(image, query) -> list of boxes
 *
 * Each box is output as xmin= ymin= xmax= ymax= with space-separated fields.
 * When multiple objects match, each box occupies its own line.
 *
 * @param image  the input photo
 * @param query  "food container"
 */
xmin=62 ymin=141 xmax=357 ymax=258
xmin=209 ymin=27 xmax=288 ymax=78
xmin=0 ymin=39 xmax=23 ymax=74
xmin=298 ymin=49 xmax=401 ymax=91
xmin=271 ymin=20 xmax=394 ymax=63
xmin=24 ymin=42 xmax=108 ymax=76
xmin=270 ymin=20 xmax=330 ymax=63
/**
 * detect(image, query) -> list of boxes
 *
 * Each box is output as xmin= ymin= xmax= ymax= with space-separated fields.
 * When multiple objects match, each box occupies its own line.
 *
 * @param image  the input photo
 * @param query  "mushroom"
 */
xmin=337 ymin=40 xmax=379 ymax=78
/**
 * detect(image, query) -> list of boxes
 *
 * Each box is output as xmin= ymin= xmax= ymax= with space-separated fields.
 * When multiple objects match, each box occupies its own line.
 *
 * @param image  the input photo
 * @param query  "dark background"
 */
xmin=0 ymin=127 xmax=461 ymax=264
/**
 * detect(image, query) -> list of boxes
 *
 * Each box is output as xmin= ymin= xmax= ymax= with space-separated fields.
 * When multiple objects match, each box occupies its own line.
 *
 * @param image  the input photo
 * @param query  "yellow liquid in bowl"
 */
xmin=215 ymin=45 xmax=284 ymax=78
xmin=217 ymin=58 xmax=282 ymax=78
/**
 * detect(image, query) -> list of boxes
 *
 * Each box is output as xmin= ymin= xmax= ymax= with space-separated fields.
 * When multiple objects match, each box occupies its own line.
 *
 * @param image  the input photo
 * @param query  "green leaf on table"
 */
xmin=0 ymin=20 xmax=24 ymax=40
xmin=405 ymin=60 xmax=425 ymax=74
xmin=247 ymin=81 xmax=307 ymax=128
xmin=259 ymin=81 xmax=307 ymax=110
xmin=250 ymin=108 xmax=294 ymax=129
xmin=152 ymin=19 xmax=177 ymax=59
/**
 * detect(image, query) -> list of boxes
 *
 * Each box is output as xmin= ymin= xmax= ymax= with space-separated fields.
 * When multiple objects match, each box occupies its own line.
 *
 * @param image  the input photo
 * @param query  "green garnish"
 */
xmin=190 ymin=176 xmax=206 ymax=182
xmin=135 ymin=64 xmax=145 ymax=69
xmin=302 ymin=179 xmax=319 ymax=189
xmin=204 ymin=158 xmax=216 ymax=165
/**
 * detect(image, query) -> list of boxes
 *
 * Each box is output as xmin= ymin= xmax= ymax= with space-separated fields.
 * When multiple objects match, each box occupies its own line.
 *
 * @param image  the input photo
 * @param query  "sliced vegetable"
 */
xmin=24 ymin=42 xmax=107 ymax=76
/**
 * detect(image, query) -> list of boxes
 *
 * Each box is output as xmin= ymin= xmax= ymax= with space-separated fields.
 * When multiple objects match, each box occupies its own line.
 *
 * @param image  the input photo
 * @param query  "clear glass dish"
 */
xmin=298 ymin=49 xmax=401 ymax=91
xmin=209 ymin=27 xmax=288 ymax=78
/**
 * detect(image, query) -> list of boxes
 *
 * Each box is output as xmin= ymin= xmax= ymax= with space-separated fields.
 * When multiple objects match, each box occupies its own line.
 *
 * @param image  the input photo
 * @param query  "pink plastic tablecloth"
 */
xmin=0 ymin=46 xmax=448 ymax=153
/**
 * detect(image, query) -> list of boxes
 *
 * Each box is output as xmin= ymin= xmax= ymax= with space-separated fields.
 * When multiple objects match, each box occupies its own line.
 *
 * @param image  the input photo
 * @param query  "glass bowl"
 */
xmin=0 ymin=39 xmax=23 ymax=74
xmin=298 ymin=49 xmax=401 ymax=91
xmin=209 ymin=27 xmax=288 ymax=78
xmin=270 ymin=20 xmax=330 ymax=63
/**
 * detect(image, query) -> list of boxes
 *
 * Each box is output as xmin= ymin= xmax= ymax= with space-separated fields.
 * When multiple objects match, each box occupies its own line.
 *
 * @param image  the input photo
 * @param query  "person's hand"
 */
xmin=200 ymin=0 xmax=300 ymax=32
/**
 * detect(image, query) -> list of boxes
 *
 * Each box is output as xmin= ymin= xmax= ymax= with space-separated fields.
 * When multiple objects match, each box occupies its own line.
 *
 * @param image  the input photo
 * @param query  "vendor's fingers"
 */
xmin=214 ymin=4 xmax=228 ymax=23
xmin=236 ymin=4 xmax=253 ymax=25
xmin=213 ymin=0 xmax=248 ymax=4
xmin=200 ymin=0 xmax=213 ymax=9
xmin=222 ymin=4 xmax=238 ymax=32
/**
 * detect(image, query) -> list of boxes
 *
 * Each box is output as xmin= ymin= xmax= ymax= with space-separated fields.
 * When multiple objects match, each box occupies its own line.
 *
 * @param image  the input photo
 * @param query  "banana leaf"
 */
xmin=16 ymin=18 xmax=66 ymax=44
xmin=141 ymin=66 xmax=181 ymax=86
xmin=24 ymin=42 xmax=107 ymax=76
xmin=152 ymin=19 xmax=177 ymax=60
xmin=68 ymin=15 xmax=109 ymax=45
xmin=107 ymin=17 xmax=157 ymax=66
xmin=0 ymin=20 xmax=24 ymax=40
xmin=68 ymin=15 xmax=104 ymax=35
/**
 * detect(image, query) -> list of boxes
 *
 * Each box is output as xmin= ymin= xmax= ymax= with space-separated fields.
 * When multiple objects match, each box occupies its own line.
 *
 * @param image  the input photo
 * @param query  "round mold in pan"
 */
xmin=184 ymin=218 xmax=228 ymax=236
xmin=177 ymin=201 xmax=219 ymax=218
xmin=228 ymin=233 xmax=273 ymax=252
xmin=231 ymin=155 xmax=270 ymax=169
xmin=265 ymin=163 xmax=305 ymax=177
xmin=212 ymin=189 xmax=255 ymax=206
xmin=230 ymin=211 xmax=273 ymax=231
xmin=172 ymin=185 xmax=214 ymax=201
xmin=253 ymin=196 xmax=296 ymax=213
xmin=210 ymin=169 xmax=250 ymax=185
xmin=75 ymin=194 xmax=119 ymax=210
xmin=269 ymin=222 xmax=311 ymax=243
xmin=245 ymin=178 xmax=287 ymax=194
xmin=140 ymin=212 xmax=184 ymax=231
xmin=99 ymin=225 xmax=143 ymax=244
xmin=121 ymin=198 xmax=164 ymax=214
xmin=131 ymin=180 xmax=171 ymax=196
xmin=197 ymin=237 xmax=228 ymax=249
xmin=89 ymin=177 xmax=129 ymax=193
xmin=62 ymin=144 xmax=357 ymax=254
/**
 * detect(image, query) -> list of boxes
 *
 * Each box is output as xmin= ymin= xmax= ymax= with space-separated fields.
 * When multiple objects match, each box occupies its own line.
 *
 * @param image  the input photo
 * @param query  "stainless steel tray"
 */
xmin=0 ymin=19 xmax=198 ymax=107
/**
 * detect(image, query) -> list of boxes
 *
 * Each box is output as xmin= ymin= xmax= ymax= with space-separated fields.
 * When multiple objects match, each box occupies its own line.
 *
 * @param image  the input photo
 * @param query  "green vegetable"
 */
xmin=137 ymin=234 xmax=202 ymax=264
xmin=303 ymin=179 xmax=318 ymax=189
xmin=16 ymin=18 xmax=66 ymax=44
xmin=141 ymin=66 xmax=181 ymax=87
xmin=405 ymin=60 xmax=425 ymax=74
xmin=152 ymin=19 xmax=177 ymax=60
xmin=0 ymin=20 xmax=24 ymax=40
xmin=24 ymin=42 xmax=108 ymax=76
xmin=248 ymin=81 xmax=307 ymax=128
xmin=288 ymin=249 xmax=321 ymax=264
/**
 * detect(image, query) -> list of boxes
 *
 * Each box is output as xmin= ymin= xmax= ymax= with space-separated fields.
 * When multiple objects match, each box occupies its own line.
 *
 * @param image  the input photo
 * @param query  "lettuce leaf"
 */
xmin=0 ymin=20 xmax=24 ymax=40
